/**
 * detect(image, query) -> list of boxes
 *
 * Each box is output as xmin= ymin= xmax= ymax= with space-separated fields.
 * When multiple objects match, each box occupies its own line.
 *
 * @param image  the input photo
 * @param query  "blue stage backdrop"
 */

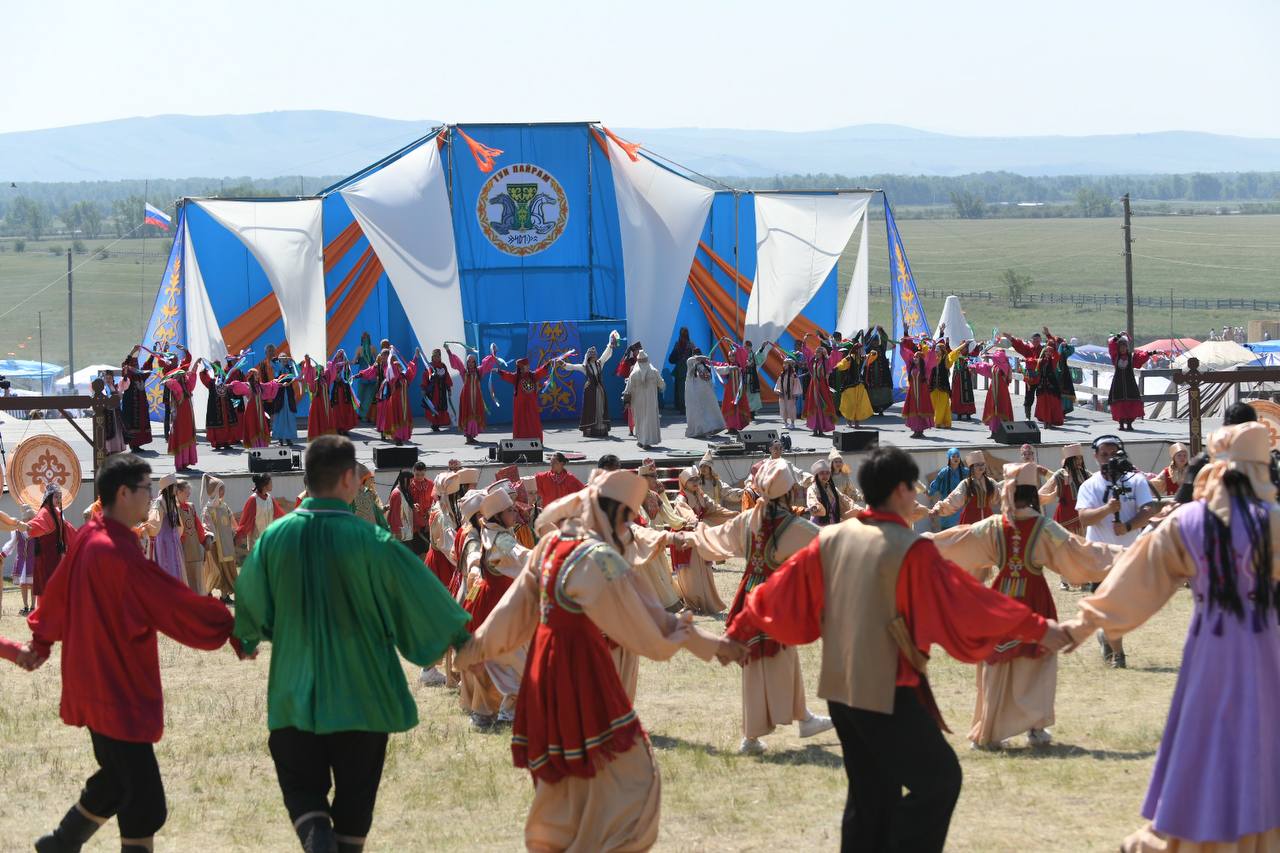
xmin=146 ymin=125 xmax=909 ymax=425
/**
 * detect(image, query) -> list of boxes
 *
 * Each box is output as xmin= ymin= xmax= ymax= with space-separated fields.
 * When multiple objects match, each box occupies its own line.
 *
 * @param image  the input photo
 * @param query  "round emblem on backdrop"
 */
xmin=477 ymin=164 xmax=569 ymax=256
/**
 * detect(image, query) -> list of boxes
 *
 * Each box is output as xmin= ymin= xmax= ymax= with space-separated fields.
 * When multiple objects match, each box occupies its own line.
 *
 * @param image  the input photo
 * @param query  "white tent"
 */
xmin=1172 ymin=340 xmax=1257 ymax=371
xmin=933 ymin=295 xmax=974 ymax=343
xmin=55 ymin=364 xmax=119 ymax=388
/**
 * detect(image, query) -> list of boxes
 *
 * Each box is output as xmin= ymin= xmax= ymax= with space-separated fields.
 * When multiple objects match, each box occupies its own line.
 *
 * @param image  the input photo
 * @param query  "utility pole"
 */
xmin=66 ymin=249 xmax=75 ymax=392
xmin=1122 ymin=193 xmax=1135 ymax=340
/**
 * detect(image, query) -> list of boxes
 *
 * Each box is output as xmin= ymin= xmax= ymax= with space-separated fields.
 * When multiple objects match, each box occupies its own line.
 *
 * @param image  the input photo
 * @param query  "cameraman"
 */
xmin=1074 ymin=435 xmax=1159 ymax=669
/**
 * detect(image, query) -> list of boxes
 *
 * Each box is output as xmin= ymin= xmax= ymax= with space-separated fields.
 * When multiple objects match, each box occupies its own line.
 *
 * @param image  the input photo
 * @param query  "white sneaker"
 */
xmin=798 ymin=714 xmax=834 ymax=738
xmin=418 ymin=667 xmax=447 ymax=687
xmin=738 ymin=737 xmax=767 ymax=755
xmin=1027 ymin=727 xmax=1053 ymax=747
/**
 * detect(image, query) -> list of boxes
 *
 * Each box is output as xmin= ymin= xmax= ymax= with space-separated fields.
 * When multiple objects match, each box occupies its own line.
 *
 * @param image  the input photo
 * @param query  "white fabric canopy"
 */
xmin=197 ymin=199 xmax=327 ymax=362
xmin=607 ymin=138 xmax=714 ymax=362
xmin=747 ymin=192 xmax=872 ymax=347
xmin=181 ymin=221 xmax=228 ymax=429
xmin=836 ymin=206 xmax=871 ymax=335
xmin=934 ymin=294 xmax=974 ymax=343
xmin=340 ymin=139 xmax=464 ymax=366
xmin=1173 ymin=339 xmax=1256 ymax=371
xmin=55 ymin=364 xmax=118 ymax=388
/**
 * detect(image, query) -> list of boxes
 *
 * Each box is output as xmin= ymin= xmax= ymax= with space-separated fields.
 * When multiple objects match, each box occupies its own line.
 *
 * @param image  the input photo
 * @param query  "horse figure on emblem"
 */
xmin=529 ymin=193 xmax=557 ymax=234
xmin=488 ymin=192 xmax=519 ymax=235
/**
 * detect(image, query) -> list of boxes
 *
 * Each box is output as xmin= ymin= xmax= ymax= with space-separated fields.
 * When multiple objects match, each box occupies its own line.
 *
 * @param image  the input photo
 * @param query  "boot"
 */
xmin=336 ymin=836 xmax=366 ymax=853
xmin=35 ymin=804 xmax=103 ymax=853
xmin=294 ymin=814 xmax=338 ymax=853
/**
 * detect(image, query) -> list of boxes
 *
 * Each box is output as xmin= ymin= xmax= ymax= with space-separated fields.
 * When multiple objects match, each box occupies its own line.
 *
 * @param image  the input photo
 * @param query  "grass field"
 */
xmin=0 ymin=213 xmax=1275 ymax=380
xmin=0 ymin=562 xmax=1190 ymax=852
xmin=852 ymin=213 xmax=1280 ymax=345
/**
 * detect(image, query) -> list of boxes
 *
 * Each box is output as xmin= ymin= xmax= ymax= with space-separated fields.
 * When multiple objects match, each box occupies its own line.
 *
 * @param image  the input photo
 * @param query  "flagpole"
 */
xmin=142 ymin=179 xmax=148 ymax=335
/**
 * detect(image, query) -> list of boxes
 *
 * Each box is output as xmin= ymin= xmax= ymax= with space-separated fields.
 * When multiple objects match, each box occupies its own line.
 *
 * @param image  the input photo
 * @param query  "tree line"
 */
xmin=3 ymin=169 xmax=1280 ymax=240
xmin=0 ymin=176 xmax=340 ymax=240
xmin=731 ymin=170 xmax=1280 ymax=215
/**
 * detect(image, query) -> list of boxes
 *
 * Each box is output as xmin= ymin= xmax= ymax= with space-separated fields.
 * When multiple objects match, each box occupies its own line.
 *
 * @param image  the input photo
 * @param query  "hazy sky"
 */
xmin=2 ymin=0 xmax=1276 ymax=137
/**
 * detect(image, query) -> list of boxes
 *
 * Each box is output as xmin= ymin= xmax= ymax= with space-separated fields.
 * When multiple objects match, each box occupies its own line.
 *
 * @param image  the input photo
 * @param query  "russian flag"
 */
xmin=144 ymin=202 xmax=172 ymax=231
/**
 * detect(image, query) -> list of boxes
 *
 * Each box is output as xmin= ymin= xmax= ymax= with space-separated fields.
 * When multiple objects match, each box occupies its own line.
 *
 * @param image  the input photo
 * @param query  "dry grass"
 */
xmin=0 ymin=563 xmax=1190 ymax=852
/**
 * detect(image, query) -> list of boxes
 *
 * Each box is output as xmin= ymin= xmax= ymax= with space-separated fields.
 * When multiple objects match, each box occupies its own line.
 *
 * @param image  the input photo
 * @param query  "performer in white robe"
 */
xmin=676 ymin=459 xmax=833 ymax=754
xmin=623 ymin=350 xmax=665 ymax=449
xmin=684 ymin=354 xmax=726 ymax=438
xmin=928 ymin=462 xmax=1120 ymax=748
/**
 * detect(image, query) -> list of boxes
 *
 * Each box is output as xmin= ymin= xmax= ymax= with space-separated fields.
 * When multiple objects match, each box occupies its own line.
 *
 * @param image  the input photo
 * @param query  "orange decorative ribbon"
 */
xmin=454 ymin=127 xmax=504 ymax=173
xmin=600 ymin=126 xmax=642 ymax=162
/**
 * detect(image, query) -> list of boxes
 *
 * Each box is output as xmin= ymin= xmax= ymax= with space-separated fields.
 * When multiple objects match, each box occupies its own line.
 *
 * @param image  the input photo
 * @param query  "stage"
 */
xmin=1 ymin=389 xmax=1196 ymax=519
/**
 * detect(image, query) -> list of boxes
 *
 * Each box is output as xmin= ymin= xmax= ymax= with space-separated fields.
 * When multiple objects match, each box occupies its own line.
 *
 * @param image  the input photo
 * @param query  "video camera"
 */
xmin=1101 ymin=449 xmax=1137 ymax=519
xmin=0 ymin=375 xmax=10 ymax=392
xmin=1101 ymin=449 xmax=1136 ymax=486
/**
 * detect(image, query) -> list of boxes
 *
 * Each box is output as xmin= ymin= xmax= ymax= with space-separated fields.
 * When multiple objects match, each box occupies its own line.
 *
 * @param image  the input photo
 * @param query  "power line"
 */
xmin=1132 ymin=252 xmax=1278 ymax=275
xmin=0 ymin=224 xmax=145 ymax=322
xmin=1135 ymin=234 xmax=1280 ymax=250
xmin=1133 ymin=222 xmax=1280 ymax=239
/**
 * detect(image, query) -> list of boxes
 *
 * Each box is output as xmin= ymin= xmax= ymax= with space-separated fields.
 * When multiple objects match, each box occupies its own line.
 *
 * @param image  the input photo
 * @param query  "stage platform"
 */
xmin=0 ymin=389 xmax=1196 ymax=519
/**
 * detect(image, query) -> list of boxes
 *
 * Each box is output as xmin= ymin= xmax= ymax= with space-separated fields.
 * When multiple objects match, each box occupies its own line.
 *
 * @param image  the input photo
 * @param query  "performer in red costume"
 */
xmin=498 ymin=353 xmax=567 ymax=442
xmin=25 ymin=453 xmax=237 ymax=853
xmin=534 ymin=452 xmax=585 ymax=509
xmin=724 ymin=446 xmax=1072 ymax=852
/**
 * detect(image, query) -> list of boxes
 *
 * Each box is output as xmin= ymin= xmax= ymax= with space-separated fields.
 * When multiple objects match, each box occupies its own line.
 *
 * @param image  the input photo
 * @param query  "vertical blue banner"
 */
xmin=141 ymin=206 xmax=187 ymax=421
xmin=885 ymin=195 xmax=929 ymax=397
xmin=528 ymin=320 xmax=582 ymax=422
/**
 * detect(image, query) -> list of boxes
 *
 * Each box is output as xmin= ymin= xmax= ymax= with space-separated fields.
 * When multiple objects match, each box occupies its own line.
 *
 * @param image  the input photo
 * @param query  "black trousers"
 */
xmin=1023 ymin=384 xmax=1038 ymax=419
xmin=407 ymin=531 xmax=430 ymax=557
xmin=79 ymin=730 xmax=167 ymax=839
xmin=268 ymin=727 xmax=388 ymax=839
xmin=829 ymin=688 xmax=962 ymax=853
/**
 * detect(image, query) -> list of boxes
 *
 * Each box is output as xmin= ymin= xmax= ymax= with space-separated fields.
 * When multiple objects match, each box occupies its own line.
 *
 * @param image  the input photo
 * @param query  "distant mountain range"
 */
xmin=3 ymin=111 xmax=1278 ymax=182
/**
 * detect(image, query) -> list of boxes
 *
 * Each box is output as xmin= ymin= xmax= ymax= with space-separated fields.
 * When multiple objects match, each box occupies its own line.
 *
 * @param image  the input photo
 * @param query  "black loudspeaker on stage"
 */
xmin=248 ymin=446 xmax=301 ymax=473
xmin=490 ymin=438 xmax=543 ymax=464
xmin=739 ymin=427 xmax=778 ymax=453
xmin=833 ymin=429 xmax=879 ymax=452
xmin=993 ymin=420 xmax=1042 ymax=445
xmin=373 ymin=444 xmax=420 ymax=469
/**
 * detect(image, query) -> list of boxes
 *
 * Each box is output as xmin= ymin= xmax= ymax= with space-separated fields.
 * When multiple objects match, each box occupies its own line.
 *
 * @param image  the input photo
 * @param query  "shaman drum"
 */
xmin=7 ymin=435 xmax=82 ymax=510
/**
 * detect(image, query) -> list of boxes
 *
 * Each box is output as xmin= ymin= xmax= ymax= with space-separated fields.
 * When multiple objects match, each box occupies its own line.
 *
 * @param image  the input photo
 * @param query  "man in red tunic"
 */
xmin=407 ymin=461 xmax=435 ymax=556
xmin=498 ymin=356 xmax=565 ymax=442
xmin=25 ymin=453 xmax=238 ymax=853
xmin=1005 ymin=330 xmax=1044 ymax=421
xmin=724 ymin=445 xmax=1072 ymax=852
xmin=534 ymin=453 xmax=585 ymax=510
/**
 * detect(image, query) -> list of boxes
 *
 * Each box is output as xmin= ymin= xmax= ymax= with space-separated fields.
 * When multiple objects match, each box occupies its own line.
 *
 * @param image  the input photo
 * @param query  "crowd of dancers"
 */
xmin=2 ymin=416 xmax=1273 ymax=853
xmin=0 ymin=319 xmax=1270 ymax=853
xmin=87 ymin=325 xmax=1157 ymax=482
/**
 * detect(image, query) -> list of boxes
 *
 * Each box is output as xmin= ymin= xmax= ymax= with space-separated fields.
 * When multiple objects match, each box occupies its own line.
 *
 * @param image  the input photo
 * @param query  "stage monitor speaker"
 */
xmin=373 ymin=444 xmax=420 ymax=469
xmin=833 ymin=429 xmax=879 ymax=452
xmin=994 ymin=420 xmax=1042 ymax=445
xmin=489 ymin=438 xmax=543 ymax=464
xmin=248 ymin=446 xmax=301 ymax=473
xmin=739 ymin=427 xmax=779 ymax=453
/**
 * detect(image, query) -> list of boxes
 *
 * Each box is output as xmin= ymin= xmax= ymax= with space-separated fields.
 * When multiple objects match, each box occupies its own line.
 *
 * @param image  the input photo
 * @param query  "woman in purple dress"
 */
xmin=3 ymin=508 xmax=36 ymax=614
xmin=144 ymin=474 xmax=186 ymax=583
xmin=1067 ymin=421 xmax=1280 ymax=853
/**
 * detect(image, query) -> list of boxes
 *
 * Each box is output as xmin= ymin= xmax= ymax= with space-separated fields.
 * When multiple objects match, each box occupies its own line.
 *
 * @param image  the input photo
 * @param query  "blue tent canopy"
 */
xmin=0 ymin=359 xmax=64 ymax=379
xmin=147 ymin=123 xmax=871 ymax=423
